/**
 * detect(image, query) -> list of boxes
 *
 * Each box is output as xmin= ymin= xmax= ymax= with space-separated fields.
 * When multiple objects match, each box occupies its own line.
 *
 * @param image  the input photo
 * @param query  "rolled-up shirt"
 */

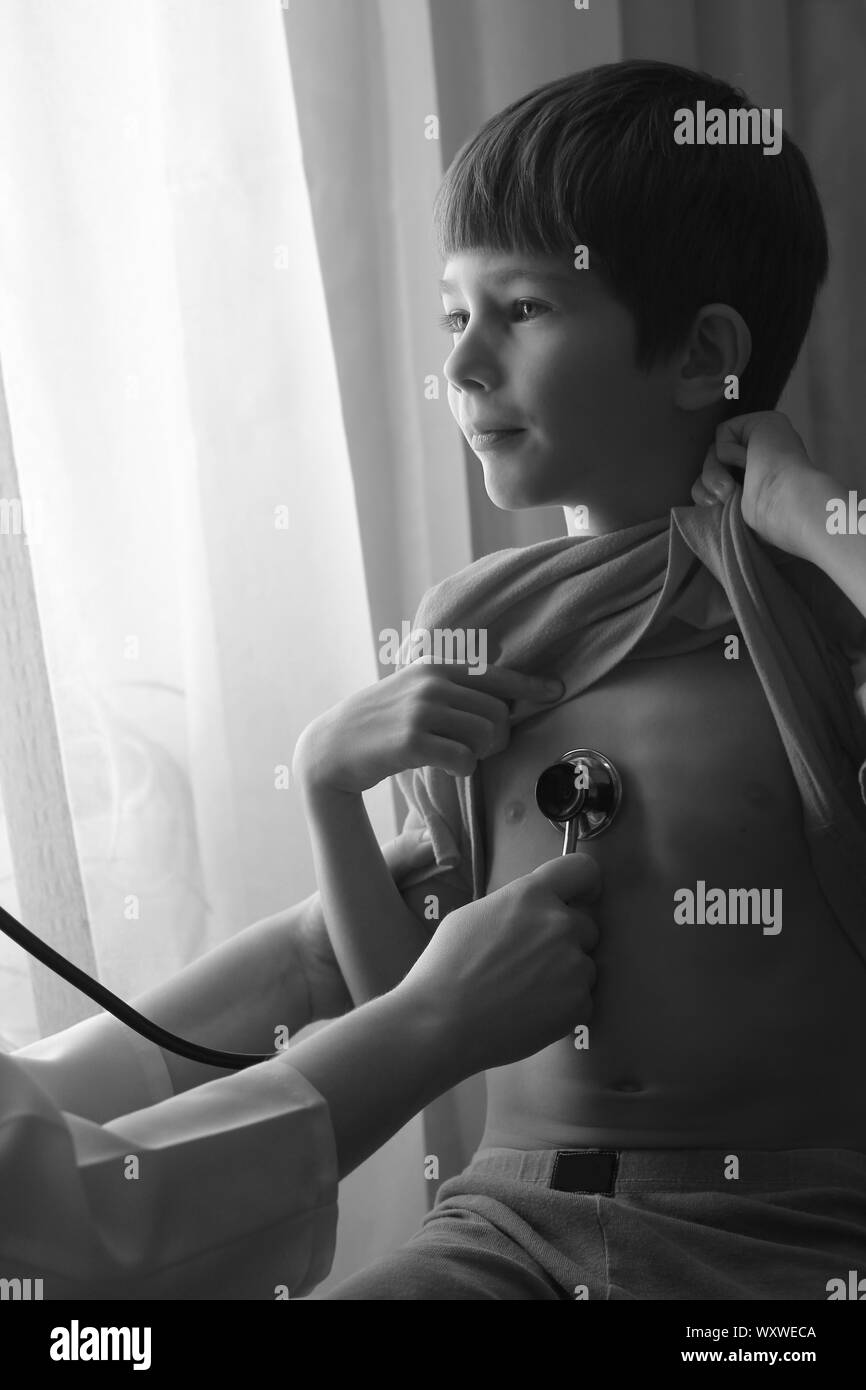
xmin=395 ymin=492 xmax=866 ymax=967
xmin=2 ymin=1009 xmax=338 ymax=1299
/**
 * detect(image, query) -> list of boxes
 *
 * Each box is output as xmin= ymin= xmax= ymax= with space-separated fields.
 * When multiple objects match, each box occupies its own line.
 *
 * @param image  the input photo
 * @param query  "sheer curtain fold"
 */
xmin=282 ymin=0 xmax=475 ymax=646
xmin=0 ymin=359 xmax=97 ymax=1035
xmin=0 ymin=0 xmax=424 ymax=1293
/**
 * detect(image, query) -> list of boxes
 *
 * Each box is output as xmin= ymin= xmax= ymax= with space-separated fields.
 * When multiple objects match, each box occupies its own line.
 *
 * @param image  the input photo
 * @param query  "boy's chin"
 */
xmin=482 ymin=475 xmax=565 ymax=512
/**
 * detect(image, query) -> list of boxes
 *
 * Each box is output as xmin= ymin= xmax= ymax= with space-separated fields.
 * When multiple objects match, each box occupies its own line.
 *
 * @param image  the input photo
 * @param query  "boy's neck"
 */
xmin=562 ymin=485 xmax=698 ymax=539
xmin=560 ymin=425 xmax=714 ymax=537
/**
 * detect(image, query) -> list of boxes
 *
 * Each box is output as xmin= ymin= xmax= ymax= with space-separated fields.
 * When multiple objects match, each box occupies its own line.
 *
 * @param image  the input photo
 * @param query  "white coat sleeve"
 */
xmin=1 ymin=1019 xmax=339 ymax=1300
xmin=13 ymin=1008 xmax=179 ymax=1121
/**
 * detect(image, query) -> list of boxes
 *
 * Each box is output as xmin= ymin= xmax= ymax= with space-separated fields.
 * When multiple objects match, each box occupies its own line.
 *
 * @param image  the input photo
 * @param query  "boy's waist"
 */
xmin=466 ymin=1145 xmax=866 ymax=1194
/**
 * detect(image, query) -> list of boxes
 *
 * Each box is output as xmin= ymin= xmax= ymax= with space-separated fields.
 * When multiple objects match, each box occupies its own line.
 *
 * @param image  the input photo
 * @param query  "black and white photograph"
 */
xmin=0 ymin=0 xmax=865 ymax=1350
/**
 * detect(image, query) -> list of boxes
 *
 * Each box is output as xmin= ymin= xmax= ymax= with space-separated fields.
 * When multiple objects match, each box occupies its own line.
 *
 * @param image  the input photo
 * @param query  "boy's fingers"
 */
xmin=423 ymin=734 xmax=482 ymax=779
xmin=380 ymin=829 xmax=436 ymax=883
xmin=430 ymin=707 xmax=508 ymax=759
xmin=414 ymin=661 xmax=564 ymax=703
xmin=482 ymin=666 xmax=565 ymax=706
xmin=530 ymin=852 xmax=603 ymax=902
xmin=434 ymin=680 xmax=513 ymax=739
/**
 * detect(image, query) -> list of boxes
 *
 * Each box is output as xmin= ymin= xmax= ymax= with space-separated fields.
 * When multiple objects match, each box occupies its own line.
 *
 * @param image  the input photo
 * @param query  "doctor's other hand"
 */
xmin=399 ymin=853 xmax=601 ymax=1076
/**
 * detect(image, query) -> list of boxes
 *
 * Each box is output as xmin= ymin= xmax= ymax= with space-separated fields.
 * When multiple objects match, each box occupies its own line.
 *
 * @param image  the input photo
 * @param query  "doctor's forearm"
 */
xmin=288 ymin=981 xmax=462 ymax=1179
xmin=124 ymin=822 xmax=436 ymax=1096
xmin=131 ymin=899 xmax=316 ymax=1095
xmin=802 ymin=506 xmax=866 ymax=621
xmin=793 ymin=471 xmax=866 ymax=620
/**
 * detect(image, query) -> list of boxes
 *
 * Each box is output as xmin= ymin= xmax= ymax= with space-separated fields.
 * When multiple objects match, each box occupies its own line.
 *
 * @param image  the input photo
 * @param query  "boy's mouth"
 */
xmin=469 ymin=427 xmax=526 ymax=452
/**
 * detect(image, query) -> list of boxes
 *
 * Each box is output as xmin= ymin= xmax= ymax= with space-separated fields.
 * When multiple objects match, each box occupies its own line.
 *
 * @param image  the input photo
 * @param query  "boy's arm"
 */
xmin=298 ymin=779 xmax=437 ymax=1004
xmin=293 ymin=661 xmax=561 ymax=1005
xmin=294 ymin=829 xmax=442 ymax=1017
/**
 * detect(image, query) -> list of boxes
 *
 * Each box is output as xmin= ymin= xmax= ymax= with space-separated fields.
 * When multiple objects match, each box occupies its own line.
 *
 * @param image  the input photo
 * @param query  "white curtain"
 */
xmin=0 ymin=0 xmax=431 ymax=1295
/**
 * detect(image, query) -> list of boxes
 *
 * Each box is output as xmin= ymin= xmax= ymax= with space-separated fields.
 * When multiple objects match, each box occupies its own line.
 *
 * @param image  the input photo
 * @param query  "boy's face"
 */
xmin=440 ymin=249 xmax=701 ymax=533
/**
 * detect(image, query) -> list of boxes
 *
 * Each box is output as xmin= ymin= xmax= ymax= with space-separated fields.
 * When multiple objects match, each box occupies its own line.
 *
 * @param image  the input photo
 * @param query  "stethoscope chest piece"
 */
xmin=535 ymin=748 xmax=622 ymax=853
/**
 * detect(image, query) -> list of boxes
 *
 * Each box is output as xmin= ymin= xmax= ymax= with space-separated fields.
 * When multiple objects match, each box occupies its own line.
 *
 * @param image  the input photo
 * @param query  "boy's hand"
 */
xmin=691 ymin=410 xmax=833 ymax=559
xmin=293 ymin=660 xmax=564 ymax=794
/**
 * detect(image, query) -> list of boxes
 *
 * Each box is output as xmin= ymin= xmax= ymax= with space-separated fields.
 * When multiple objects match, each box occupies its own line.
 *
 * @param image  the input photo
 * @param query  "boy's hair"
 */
xmin=433 ymin=59 xmax=829 ymax=415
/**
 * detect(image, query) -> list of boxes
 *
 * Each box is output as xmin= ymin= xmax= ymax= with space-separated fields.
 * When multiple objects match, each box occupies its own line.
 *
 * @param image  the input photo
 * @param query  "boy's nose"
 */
xmin=444 ymin=336 xmax=502 ymax=395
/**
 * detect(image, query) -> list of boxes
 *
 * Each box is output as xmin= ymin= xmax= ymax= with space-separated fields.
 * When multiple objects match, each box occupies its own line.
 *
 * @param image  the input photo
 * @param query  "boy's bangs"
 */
xmin=433 ymin=130 xmax=593 ymax=261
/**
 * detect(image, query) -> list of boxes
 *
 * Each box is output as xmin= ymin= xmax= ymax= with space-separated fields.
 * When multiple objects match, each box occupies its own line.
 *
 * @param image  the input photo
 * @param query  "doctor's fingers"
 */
xmin=691 ymin=477 xmax=717 ymax=506
xmin=702 ymin=448 xmax=739 ymax=497
xmin=546 ymin=898 xmax=602 ymax=956
xmin=693 ymin=447 xmax=733 ymax=504
xmin=566 ymin=906 xmax=600 ymax=956
xmin=526 ymin=873 xmax=601 ymax=954
xmin=534 ymin=896 xmax=600 ymax=957
xmin=529 ymin=850 xmax=602 ymax=905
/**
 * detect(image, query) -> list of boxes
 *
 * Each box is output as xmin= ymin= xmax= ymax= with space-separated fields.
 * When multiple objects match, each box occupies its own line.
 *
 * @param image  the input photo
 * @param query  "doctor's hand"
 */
xmin=288 ymin=853 xmax=601 ymax=1181
xmin=691 ymin=410 xmax=831 ymax=559
xmin=399 ymin=852 xmax=601 ymax=1076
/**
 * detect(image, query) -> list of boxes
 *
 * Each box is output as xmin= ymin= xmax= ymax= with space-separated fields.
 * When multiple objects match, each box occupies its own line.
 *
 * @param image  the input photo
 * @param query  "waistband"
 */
xmin=470 ymin=1146 xmax=866 ymax=1195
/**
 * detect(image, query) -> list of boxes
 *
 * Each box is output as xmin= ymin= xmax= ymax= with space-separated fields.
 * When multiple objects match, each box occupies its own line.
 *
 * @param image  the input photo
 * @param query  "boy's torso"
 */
xmin=479 ymin=641 xmax=866 ymax=1151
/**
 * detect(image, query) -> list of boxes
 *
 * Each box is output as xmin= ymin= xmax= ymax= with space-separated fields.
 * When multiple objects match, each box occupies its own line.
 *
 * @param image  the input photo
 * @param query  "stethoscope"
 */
xmin=535 ymin=749 xmax=622 ymax=851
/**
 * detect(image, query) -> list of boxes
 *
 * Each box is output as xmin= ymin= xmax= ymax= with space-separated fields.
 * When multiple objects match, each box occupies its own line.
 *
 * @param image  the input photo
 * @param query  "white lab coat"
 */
xmin=1 ymin=1010 xmax=338 ymax=1299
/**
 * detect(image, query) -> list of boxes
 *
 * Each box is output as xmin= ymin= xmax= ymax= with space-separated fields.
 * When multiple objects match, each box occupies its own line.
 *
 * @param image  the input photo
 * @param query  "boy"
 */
xmin=293 ymin=60 xmax=866 ymax=1299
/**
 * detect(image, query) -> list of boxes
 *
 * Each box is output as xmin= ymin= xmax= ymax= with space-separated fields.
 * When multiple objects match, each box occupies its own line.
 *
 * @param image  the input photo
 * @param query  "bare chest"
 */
xmin=479 ymin=643 xmax=866 ymax=1147
xmin=482 ymin=642 xmax=805 ymax=904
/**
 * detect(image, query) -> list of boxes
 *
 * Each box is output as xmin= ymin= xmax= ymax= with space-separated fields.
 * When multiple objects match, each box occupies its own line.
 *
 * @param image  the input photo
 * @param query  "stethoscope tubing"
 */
xmin=0 ymin=900 xmax=272 ymax=1069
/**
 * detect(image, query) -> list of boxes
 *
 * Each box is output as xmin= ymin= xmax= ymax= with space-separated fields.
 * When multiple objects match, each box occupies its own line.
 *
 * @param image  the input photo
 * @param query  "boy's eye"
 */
xmin=513 ymin=299 xmax=547 ymax=322
xmin=437 ymin=299 xmax=549 ymax=335
xmin=438 ymin=309 xmax=469 ymax=334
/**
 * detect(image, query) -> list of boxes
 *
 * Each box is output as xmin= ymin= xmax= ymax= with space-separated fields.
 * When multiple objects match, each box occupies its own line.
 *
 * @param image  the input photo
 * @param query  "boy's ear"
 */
xmin=673 ymin=303 xmax=752 ymax=413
